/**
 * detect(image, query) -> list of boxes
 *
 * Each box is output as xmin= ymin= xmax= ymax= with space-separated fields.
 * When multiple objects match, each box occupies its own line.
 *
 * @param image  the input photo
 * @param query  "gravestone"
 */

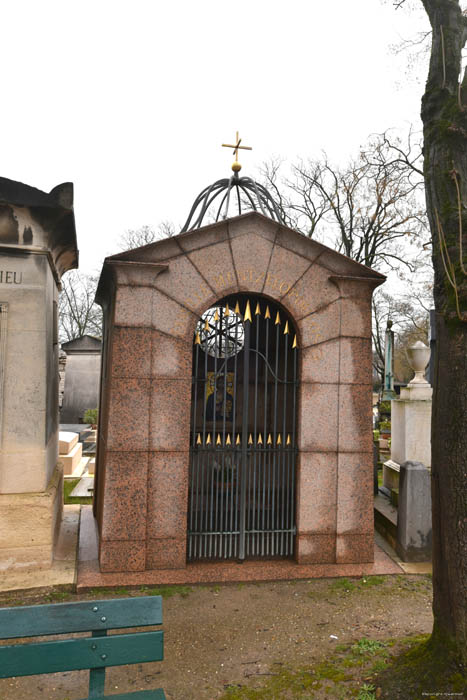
xmin=0 ymin=177 xmax=78 ymax=571
xmin=60 ymin=334 xmax=101 ymax=423
xmin=94 ymin=210 xmax=384 ymax=574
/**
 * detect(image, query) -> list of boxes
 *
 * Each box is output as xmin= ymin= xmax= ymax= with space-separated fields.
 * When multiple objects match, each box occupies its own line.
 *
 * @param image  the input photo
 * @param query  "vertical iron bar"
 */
xmin=291 ymin=343 xmax=298 ymax=555
xmin=281 ymin=327 xmax=288 ymax=555
xmin=253 ymin=308 xmax=260 ymax=555
xmin=239 ymin=312 xmax=251 ymax=561
xmin=271 ymin=319 xmax=280 ymax=555
xmin=230 ymin=305 xmax=239 ymax=558
xmin=262 ymin=312 xmax=269 ymax=556
xmin=209 ymin=312 xmax=219 ymax=559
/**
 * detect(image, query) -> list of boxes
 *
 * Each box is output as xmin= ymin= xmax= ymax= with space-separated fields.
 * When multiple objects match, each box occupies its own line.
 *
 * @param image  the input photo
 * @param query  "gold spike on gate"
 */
xmin=292 ymin=335 xmax=298 ymax=349
xmin=244 ymin=300 xmax=252 ymax=322
xmin=267 ymin=433 xmax=273 ymax=445
xmin=206 ymin=434 xmax=211 ymax=445
xmin=214 ymin=308 xmax=220 ymax=322
xmin=204 ymin=318 xmax=210 ymax=331
xmin=226 ymin=434 xmax=231 ymax=445
xmin=277 ymin=434 xmax=282 ymax=445
xmin=195 ymin=332 xmax=201 ymax=345
xmin=196 ymin=433 xmax=202 ymax=445
xmin=257 ymin=433 xmax=263 ymax=445
xmin=248 ymin=433 xmax=253 ymax=445
xmin=236 ymin=434 xmax=241 ymax=445
xmin=286 ymin=434 xmax=291 ymax=445
xmin=255 ymin=301 xmax=261 ymax=316
xmin=284 ymin=320 xmax=289 ymax=335
xmin=275 ymin=311 xmax=281 ymax=325
xmin=234 ymin=301 xmax=241 ymax=314
xmin=216 ymin=433 xmax=222 ymax=445
xmin=224 ymin=302 xmax=230 ymax=316
xmin=265 ymin=305 xmax=271 ymax=319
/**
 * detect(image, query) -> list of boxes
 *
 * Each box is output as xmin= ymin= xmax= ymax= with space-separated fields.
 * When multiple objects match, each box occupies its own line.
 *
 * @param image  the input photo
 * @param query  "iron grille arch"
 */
xmin=188 ymin=293 xmax=299 ymax=561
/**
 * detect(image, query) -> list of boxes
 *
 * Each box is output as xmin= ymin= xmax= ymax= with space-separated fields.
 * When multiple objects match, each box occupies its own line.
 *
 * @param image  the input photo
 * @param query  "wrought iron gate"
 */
xmin=188 ymin=294 xmax=298 ymax=561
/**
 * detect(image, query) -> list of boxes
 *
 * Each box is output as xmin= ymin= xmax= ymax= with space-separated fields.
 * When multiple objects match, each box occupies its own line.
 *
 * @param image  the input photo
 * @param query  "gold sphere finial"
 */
xmin=232 ymin=161 xmax=242 ymax=173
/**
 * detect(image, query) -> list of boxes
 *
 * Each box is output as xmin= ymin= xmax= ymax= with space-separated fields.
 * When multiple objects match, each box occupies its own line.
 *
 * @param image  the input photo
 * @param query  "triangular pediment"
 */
xmin=104 ymin=212 xmax=385 ymax=282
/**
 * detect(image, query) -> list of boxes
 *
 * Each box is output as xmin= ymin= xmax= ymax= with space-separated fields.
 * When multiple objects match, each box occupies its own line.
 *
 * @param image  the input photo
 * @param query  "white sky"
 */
xmin=1 ymin=1 xmax=430 ymax=276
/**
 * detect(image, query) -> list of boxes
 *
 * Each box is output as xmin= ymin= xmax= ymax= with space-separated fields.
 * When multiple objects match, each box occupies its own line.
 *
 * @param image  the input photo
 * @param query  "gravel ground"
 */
xmin=0 ymin=574 xmax=433 ymax=699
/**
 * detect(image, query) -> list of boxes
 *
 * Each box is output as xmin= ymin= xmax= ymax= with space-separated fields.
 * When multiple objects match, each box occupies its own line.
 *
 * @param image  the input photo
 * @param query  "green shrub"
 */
xmin=83 ymin=408 xmax=98 ymax=425
xmin=379 ymin=420 xmax=391 ymax=431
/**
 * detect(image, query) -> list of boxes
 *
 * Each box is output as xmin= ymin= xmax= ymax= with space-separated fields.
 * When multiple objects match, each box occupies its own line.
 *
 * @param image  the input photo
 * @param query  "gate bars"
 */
xmin=188 ymin=296 xmax=298 ymax=561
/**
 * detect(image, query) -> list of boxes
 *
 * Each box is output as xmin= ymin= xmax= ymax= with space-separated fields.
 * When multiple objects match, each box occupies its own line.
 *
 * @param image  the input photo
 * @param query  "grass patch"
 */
xmin=63 ymin=478 xmax=93 ymax=505
xmin=219 ymin=634 xmax=450 ymax=699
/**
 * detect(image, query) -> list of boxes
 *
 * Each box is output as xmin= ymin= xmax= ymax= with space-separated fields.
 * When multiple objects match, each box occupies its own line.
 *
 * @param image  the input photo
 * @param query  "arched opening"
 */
xmin=188 ymin=293 xmax=299 ymax=561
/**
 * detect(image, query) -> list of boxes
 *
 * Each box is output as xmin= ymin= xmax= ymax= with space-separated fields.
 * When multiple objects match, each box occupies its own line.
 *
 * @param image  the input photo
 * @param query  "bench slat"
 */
xmin=0 ymin=597 xmax=162 ymax=639
xmin=80 ymin=691 xmax=166 ymax=700
xmin=0 ymin=630 xmax=163 ymax=678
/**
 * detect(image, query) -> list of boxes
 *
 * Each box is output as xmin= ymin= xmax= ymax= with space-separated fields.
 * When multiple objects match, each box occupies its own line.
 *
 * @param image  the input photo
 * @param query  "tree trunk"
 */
xmin=420 ymin=0 xmax=467 ymax=663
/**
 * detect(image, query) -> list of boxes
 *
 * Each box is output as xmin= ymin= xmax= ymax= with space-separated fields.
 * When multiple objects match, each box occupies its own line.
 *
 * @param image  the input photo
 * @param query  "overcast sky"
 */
xmin=2 ymin=1 xmax=430 ymax=276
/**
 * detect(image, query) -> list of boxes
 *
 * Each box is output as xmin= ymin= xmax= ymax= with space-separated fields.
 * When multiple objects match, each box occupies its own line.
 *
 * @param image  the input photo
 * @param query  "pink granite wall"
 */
xmin=95 ymin=213 xmax=383 ymax=572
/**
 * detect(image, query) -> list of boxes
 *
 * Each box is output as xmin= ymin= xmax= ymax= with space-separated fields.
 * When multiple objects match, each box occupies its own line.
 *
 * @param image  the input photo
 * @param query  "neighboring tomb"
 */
xmin=94 ymin=210 xmax=384 ymax=575
xmin=0 ymin=177 xmax=78 ymax=571
xmin=60 ymin=335 xmax=102 ymax=424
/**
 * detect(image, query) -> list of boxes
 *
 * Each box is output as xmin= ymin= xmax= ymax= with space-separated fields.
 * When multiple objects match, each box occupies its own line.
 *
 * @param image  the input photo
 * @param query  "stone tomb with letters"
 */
xmin=0 ymin=177 xmax=78 ymax=570
xmin=94 ymin=212 xmax=384 ymax=574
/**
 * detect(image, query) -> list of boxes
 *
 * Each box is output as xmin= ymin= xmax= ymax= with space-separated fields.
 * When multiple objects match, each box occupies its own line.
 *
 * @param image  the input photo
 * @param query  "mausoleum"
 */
xmin=93 ymin=162 xmax=385 ymax=577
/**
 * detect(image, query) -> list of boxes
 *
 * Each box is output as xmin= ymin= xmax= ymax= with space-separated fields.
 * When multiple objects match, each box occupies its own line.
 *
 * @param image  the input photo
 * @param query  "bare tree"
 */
xmin=58 ymin=271 xmax=102 ymax=342
xmin=262 ymin=131 xmax=429 ymax=272
xmin=118 ymin=221 xmax=175 ymax=251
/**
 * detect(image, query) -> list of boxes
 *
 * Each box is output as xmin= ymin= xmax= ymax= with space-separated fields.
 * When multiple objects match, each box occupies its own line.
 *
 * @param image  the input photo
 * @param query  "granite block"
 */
xmin=177 ymin=220 xmax=229 ymax=253
xmin=147 ymin=452 xmax=189 ymax=538
xmin=298 ymin=301 xmax=340 ymax=348
xmin=122 ymin=236 xmax=182 ymax=263
xmin=329 ymin=276 xmax=381 ymax=299
xmin=262 ymin=244 xmax=311 ymax=300
xmin=111 ymin=327 xmax=152 ymax=378
xmin=188 ymin=241 xmax=239 ymax=297
xmin=339 ymin=298 xmax=372 ymax=338
xmin=338 ymin=384 xmax=373 ymax=452
xmin=99 ymin=539 xmax=146 ymax=572
xmin=301 ymin=339 xmax=340 ymax=383
xmin=114 ymin=286 xmax=153 ymax=327
xmin=339 ymin=337 xmax=372 ymax=384
xmin=151 ymin=288 xmax=197 ymax=341
xmin=296 ymin=533 xmax=336 ymax=564
xmin=153 ymin=254 xmax=214 ymax=314
xmin=297 ymin=383 xmax=338 ymax=452
xmin=230 ymin=234 xmax=274 ymax=293
xmin=336 ymin=452 xmax=373 ymax=535
xmin=274 ymin=229 xmax=321 ymax=263
xmin=146 ymin=537 xmax=187 ymax=569
xmin=149 ymin=379 xmax=191 ymax=451
xmin=107 ymin=378 xmax=150 ymax=451
xmin=228 ymin=214 xmax=279 ymax=243
xmin=296 ymin=452 xmax=337 ymax=533
xmin=336 ymin=533 xmax=374 ymax=564
xmin=100 ymin=452 xmax=148 ymax=541
xmin=282 ymin=263 xmax=340 ymax=320
xmin=151 ymin=331 xmax=192 ymax=378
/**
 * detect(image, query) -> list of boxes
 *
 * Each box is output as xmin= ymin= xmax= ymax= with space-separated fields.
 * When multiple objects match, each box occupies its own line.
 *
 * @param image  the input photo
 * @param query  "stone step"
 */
xmin=374 ymin=492 xmax=397 ymax=551
xmin=60 ymin=441 xmax=83 ymax=475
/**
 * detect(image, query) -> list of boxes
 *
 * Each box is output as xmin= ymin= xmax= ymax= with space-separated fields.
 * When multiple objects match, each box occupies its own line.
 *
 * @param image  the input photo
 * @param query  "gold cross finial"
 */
xmin=222 ymin=131 xmax=252 ymax=173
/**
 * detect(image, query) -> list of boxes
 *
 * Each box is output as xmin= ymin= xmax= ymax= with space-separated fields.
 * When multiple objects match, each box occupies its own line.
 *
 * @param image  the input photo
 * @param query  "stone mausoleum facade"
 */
xmin=94 ymin=212 xmax=384 ymax=575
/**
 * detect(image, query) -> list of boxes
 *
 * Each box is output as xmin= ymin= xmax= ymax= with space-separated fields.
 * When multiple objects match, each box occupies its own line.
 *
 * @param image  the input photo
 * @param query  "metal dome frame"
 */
xmin=180 ymin=173 xmax=285 ymax=233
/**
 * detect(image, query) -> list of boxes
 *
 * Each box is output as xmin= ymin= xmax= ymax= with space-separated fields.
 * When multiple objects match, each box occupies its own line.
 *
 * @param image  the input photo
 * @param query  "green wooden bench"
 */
xmin=0 ymin=595 xmax=166 ymax=699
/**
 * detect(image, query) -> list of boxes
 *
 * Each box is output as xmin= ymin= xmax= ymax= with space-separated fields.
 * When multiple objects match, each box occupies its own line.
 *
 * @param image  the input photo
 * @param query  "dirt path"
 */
xmin=0 ymin=574 xmax=433 ymax=699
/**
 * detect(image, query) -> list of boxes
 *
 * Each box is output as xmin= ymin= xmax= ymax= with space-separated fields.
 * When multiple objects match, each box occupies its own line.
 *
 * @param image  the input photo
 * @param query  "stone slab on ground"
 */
xmin=58 ymin=431 xmax=79 ymax=455
xmin=70 ymin=476 xmax=94 ymax=498
xmin=77 ymin=506 xmax=404 ymax=591
xmin=0 ymin=505 xmax=79 ymax=592
xmin=59 ymin=424 xmax=92 ymax=442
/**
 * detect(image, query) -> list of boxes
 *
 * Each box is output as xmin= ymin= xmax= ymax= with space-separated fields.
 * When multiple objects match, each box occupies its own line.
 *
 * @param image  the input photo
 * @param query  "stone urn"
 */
xmin=407 ymin=341 xmax=431 ymax=384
